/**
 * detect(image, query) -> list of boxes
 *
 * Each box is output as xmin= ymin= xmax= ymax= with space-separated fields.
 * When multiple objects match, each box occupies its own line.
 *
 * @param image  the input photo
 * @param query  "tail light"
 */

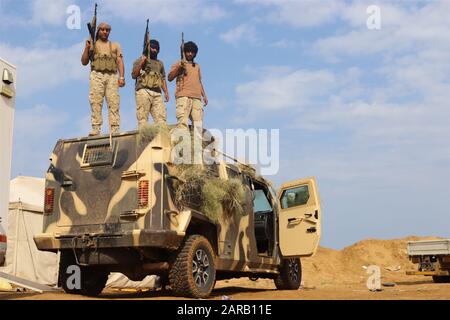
xmin=138 ymin=180 xmax=149 ymax=208
xmin=0 ymin=234 xmax=6 ymax=243
xmin=44 ymin=188 xmax=55 ymax=214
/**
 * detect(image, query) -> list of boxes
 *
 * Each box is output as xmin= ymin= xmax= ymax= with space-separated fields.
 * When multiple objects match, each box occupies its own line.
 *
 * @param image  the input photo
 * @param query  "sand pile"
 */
xmin=301 ymin=236 xmax=443 ymax=287
xmin=216 ymin=236 xmax=444 ymax=291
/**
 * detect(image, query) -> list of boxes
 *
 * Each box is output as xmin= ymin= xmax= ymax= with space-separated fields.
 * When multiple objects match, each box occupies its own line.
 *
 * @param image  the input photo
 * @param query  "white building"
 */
xmin=0 ymin=58 xmax=16 ymax=235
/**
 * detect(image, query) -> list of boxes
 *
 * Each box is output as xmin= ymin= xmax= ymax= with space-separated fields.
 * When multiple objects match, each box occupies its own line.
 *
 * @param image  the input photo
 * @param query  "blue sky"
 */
xmin=1 ymin=0 xmax=450 ymax=249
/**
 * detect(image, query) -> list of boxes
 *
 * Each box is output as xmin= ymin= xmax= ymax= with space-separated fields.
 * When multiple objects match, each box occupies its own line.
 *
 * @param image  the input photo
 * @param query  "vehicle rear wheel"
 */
xmin=432 ymin=275 xmax=450 ymax=283
xmin=80 ymin=267 xmax=108 ymax=297
xmin=169 ymin=235 xmax=216 ymax=298
xmin=274 ymin=257 xmax=301 ymax=290
xmin=58 ymin=251 xmax=82 ymax=294
xmin=58 ymin=251 xmax=108 ymax=296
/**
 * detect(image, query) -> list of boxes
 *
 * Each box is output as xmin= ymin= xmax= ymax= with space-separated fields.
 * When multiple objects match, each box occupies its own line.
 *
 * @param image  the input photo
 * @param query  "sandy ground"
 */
xmin=2 ymin=236 xmax=450 ymax=300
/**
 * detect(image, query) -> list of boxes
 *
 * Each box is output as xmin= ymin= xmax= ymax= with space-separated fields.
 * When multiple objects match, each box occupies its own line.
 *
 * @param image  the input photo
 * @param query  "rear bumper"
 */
xmin=34 ymin=229 xmax=184 ymax=252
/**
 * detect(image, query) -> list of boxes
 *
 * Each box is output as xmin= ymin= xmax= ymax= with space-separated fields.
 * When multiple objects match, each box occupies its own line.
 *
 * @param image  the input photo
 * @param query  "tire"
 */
xmin=274 ymin=257 xmax=302 ymax=290
xmin=169 ymin=235 xmax=216 ymax=298
xmin=58 ymin=250 xmax=108 ymax=296
xmin=432 ymin=275 xmax=450 ymax=283
xmin=58 ymin=251 xmax=82 ymax=294
xmin=80 ymin=267 xmax=108 ymax=297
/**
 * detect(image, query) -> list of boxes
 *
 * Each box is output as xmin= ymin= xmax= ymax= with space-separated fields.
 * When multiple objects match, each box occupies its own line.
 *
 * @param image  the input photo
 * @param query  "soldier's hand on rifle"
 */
xmin=140 ymin=55 xmax=147 ymax=65
xmin=85 ymin=40 xmax=92 ymax=49
xmin=178 ymin=60 xmax=186 ymax=75
xmin=118 ymin=77 xmax=125 ymax=87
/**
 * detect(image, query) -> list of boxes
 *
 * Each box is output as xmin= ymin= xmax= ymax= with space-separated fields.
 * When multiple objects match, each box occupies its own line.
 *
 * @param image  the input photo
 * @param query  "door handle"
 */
xmin=287 ymin=217 xmax=302 ymax=225
xmin=304 ymin=213 xmax=312 ymax=218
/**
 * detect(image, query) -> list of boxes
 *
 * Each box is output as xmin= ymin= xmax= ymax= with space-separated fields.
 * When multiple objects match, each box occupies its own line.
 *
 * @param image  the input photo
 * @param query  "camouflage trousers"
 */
xmin=89 ymin=70 xmax=120 ymax=134
xmin=175 ymin=96 xmax=203 ymax=129
xmin=175 ymin=97 xmax=204 ymax=164
xmin=135 ymin=89 xmax=167 ymax=128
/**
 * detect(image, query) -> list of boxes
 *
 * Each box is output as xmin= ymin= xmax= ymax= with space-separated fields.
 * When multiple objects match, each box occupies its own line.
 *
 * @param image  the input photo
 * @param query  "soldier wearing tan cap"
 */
xmin=81 ymin=22 xmax=125 ymax=136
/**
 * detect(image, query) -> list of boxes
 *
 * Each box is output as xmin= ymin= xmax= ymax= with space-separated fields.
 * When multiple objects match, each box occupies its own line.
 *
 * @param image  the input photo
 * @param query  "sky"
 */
xmin=1 ymin=0 xmax=449 ymax=249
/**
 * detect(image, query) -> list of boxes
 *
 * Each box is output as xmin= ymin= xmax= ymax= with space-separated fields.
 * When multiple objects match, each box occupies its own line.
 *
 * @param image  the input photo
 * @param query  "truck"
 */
xmin=34 ymin=127 xmax=322 ymax=298
xmin=406 ymin=239 xmax=450 ymax=283
xmin=0 ymin=57 xmax=17 ymax=267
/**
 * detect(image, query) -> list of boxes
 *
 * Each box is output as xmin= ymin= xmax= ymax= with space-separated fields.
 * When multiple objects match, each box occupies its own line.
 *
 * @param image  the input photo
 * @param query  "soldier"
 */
xmin=168 ymin=41 xmax=208 ymax=130
xmin=131 ymin=39 xmax=169 ymax=128
xmin=81 ymin=22 xmax=125 ymax=136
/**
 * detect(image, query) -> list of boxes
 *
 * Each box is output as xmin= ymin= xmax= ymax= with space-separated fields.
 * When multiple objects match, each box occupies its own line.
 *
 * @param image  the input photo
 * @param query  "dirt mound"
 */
xmin=301 ymin=236 xmax=443 ymax=287
xmin=215 ymin=236 xmax=444 ymax=291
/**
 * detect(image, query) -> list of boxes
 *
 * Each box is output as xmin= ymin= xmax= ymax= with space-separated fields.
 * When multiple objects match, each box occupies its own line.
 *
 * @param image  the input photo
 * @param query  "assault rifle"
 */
xmin=180 ymin=32 xmax=186 ymax=76
xmin=87 ymin=3 xmax=97 ymax=62
xmin=142 ymin=19 xmax=150 ymax=60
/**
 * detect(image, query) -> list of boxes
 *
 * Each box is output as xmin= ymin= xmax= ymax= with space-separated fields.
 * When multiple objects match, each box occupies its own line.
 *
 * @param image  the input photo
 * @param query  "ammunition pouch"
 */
xmin=91 ymin=54 xmax=118 ymax=73
xmin=91 ymin=41 xmax=118 ymax=73
xmin=140 ymin=71 xmax=162 ymax=89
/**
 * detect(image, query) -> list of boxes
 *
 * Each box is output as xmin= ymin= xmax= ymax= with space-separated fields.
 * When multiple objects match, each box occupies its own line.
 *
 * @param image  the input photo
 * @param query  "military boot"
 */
xmin=89 ymin=126 xmax=101 ymax=136
xmin=110 ymin=125 xmax=120 ymax=135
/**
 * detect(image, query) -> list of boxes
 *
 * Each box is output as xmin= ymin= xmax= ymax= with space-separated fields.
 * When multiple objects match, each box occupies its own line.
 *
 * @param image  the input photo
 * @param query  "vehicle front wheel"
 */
xmin=169 ymin=235 xmax=216 ymax=298
xmin=274 ymin=257 xmax=302 ymax=290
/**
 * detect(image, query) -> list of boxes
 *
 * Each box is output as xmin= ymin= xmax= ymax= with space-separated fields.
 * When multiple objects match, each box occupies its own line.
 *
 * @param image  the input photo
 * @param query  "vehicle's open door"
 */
xmin=277 ymin=177 xmax=321 ymax=257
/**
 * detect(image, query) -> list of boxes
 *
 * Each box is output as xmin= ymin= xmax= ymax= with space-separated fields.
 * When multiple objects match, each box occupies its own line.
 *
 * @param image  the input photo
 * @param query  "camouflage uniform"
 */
xmin=133 ymin=58 xmax=167 ymax=128
xmin=89 ymin=41 xmax=121 ymax=135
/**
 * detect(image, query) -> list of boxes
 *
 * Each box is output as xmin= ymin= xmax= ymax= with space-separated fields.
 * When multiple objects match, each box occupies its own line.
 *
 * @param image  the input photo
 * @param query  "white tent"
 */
xmin=1 ymin=176 xmax=158 ymax=290
xmin=0 ymin=176 xmax=58 ymax=285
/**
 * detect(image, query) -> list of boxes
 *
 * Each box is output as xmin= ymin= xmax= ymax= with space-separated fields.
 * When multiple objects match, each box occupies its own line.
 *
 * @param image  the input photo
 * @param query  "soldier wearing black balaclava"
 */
xmin=132 ymin=39 xmax=170 ymax=127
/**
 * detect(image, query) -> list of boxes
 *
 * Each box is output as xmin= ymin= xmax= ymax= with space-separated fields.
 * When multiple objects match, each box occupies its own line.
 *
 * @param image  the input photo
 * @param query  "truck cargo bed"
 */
xmin=407 ymin=240 xmax=450 ymax=256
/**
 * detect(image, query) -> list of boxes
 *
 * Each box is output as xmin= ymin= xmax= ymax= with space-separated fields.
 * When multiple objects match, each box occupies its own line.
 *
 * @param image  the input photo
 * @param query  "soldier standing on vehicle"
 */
xmin=132 ymin=39 xmax=169 ymax=127
xmin=168 ymin=40 xmax=208 ymax=130
xmin=81 ymin=22 xmax=125 ymax=136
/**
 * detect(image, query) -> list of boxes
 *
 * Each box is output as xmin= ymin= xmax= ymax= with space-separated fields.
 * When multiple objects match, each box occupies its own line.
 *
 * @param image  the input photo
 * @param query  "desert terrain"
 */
xmin=1 ymin=236 xmax=450 ymax=300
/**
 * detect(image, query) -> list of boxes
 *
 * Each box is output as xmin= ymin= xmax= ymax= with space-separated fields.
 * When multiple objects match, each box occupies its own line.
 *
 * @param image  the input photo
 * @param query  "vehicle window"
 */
xmin=280 ymin=185 xmax=309 ymax=209
xmin=253 ymin=189 xmax=272 ymax=213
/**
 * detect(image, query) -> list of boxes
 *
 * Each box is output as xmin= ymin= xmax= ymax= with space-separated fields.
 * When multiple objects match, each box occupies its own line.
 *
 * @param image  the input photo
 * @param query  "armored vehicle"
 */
xmin=34 ymin=128 xmax=321 ymax=298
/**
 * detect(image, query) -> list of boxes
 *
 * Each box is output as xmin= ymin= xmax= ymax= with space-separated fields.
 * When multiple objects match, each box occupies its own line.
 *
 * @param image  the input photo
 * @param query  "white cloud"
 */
xmin=0 ymin=0 xmax=75 ymax=28
xmin=235 ymin=0 xmax=345 ymax=27
xmin=103 ymin=0 xmax=227 ymax=25
xmin=314 ymin=1 xmax=450 ymax=60
xmin=270 ymin=39 xmax=297 ymax=48
xmin=0 ymin=41 xmax=87 ymax=96
xmin=31 ymin=0 xmax=72 ymax=26
xmin=235 ymin=67 xmax=336 ymax=110
xmin=220 ymin=24 xmax=260 ymax=46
